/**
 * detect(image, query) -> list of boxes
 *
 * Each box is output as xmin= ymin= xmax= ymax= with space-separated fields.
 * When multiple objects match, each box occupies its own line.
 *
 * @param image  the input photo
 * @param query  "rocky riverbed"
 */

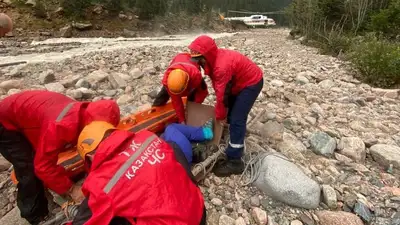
xmin=0 ymin=28 xmax=399 ymax=225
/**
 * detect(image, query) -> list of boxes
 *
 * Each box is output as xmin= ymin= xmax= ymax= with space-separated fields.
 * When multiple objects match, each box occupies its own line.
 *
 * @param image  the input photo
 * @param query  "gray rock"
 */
xmin=322 ymin=185 xmax=337 ymax=209
xmin=251 ymin=207 xmax=268 ymax=225
xmin=104 ymin=90 xmax=117 ymax=97
xmin=108 ymin=73 xmax=127 ymax=89
xmin=390 ymin=212 xmax=400 ymax=225
xmin=261 ymin=121 xmax=284 ymax=141
xmin=370 ymin=144 xmax=400 ymax=169
xmin=0 ymin=193 xmax=9 ymax=209
xmin=60 ymin=25 xmax=73 ymax=38
xmin=123 ymin=29 xmax=137 ymax=37
xmin=219 ymin=215 xmax=236 ymax=225
xmin=296 ymin=73 xmax=310 ymax=85
xmin=75 ymin=79 xmax=91 ymax=88
xmin=129 ymin=68 xmax=144 ymax=80
xmin=25 ymin=0 xmax=36 ymax=6
xmin=66 ymin=89 xmax=83 ymax=100
xmin=318 ymin=79 xmax=335 ymax=89
xmin=254 ymin=154 xmax=321 ymax=209
xmin=39 ymin=70 xmax=55 ymax=84
xmin=211 ymin=198 xmax=223 ymax=206
xmin=72 ymin=22 xmax=92 ymax=31
xmin=250 ymin=195 xmax=261 ymax=207
xmin=235 ymin=217 xmax=246 ymax=225
xmin=143 ymin=66 xmax=156 ymax=75
xmin=0 ymin=156 xmax=11 ymax=172
xmin=87 ymin=70 xmax=109 ymax=84
xmin=284 ymin=92 xmax=307 ymax=105
xmin=61 ymin=75 xmax=81 ymax=88
xmin=0 ymin=80 xmax=22 ymax=91
xmin=309 ymin=131 xmax=336 ymax=156
xmin=0 ymin=208 xmax=30 ymax=225
xmin=353 ymin=201 xmax=372 ymax=223
xmin=76 ymin=88 xmax=95 ymax=99
xmin=271 ymin=79 xmax=284 ymax=87
xmin=44 ymin=82 xmax=65 ymax=93
xmin=337 ymin=137 xmax=366 ymax=163
xmin=279 ymin=132 xmax=307 ymax=152
xmin=117 ymin=94 xmax=134 ymax=105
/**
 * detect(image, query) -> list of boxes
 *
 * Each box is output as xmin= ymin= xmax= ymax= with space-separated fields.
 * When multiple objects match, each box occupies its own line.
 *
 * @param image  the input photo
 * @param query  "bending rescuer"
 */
xmin=152 ymin=52 xmax=209 ymax=124
xmin=0 ymin=90 xmax=120 ymax=225
xmin=188 ymin=35 xmax=264 ymax=177
xmin=65 ymin=119 xmax=214 ymax=224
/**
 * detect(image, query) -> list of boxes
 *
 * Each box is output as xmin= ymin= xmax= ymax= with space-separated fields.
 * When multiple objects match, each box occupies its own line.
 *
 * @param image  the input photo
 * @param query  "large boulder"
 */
xmin=254 ymin=153 xmax=321 ymax=209
xmin=370 ymin=144 xmax=400 ymax=169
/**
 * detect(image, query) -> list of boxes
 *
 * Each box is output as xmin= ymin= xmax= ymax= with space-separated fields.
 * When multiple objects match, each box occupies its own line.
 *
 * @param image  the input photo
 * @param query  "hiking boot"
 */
xmin=213 ymin=159 xmax=245 ymax=177
xmin=202 ymin=118 xmax=214 ymax=140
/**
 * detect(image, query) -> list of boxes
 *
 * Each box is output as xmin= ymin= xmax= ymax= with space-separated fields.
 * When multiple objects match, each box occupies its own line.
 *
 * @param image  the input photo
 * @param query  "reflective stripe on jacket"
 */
xmin=80 ymin=129 xmax=204 ymax=225
xmin=0 ymin=90 xmax=120 ymax=194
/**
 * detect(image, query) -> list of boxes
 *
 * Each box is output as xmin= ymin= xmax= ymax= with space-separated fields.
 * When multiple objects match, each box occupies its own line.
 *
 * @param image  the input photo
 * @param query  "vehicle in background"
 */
xmin=222 ymin=14 xmax=276 ymax=28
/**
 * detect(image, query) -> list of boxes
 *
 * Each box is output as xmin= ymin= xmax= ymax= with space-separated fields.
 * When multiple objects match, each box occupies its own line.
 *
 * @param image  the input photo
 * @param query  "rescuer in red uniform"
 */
xmin=66 ymin=120 xmax=212 ymax=225
xmin=0 ymin=90 xmax=120 ymax=225
xmin=152 ymin=52 xmax=209 ymax=124
xmin=189 ymin=35 xmax=264 ymax=177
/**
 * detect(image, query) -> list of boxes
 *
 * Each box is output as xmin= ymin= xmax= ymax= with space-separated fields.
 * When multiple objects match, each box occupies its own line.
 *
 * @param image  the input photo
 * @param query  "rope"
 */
xmin=238 ymin=140 xmax=291 ymax=187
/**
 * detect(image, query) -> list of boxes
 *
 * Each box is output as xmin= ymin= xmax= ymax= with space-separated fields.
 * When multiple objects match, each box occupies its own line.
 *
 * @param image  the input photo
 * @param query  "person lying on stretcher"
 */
xmin=64 ymin=119 xmax=214 ymax=225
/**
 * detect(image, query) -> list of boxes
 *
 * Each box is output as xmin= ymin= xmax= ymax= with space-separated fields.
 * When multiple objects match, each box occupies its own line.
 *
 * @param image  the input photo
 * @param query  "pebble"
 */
xmin=316 ymin=211 xmax=363 ymax=225
xmin=322 ymin=185 xmax=337 ymax=209
xmin=219 ymin=215 xmax=236 ymax=225
xmin=44 ymin=82 xmax=65 ymax=93
xmin=251 ymin=207 xmax=268 ymax=225
xmin=75 ymin=79 xmax=91 ymax=88
xmin=39 ymin=70 xmax=55 ymax=84
xmin=291 ymin=220 xmax=303 ymax=225
xmin=250 ymin=196 xmax=261 ymax=207
xmin=211 ymin=198 xmax=223 ymax=206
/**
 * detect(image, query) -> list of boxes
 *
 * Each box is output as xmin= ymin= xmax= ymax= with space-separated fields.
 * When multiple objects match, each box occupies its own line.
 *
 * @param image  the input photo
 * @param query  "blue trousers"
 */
xmin=162 ymin=123 xmax=206 ymax=166
xmin=226 ymin=78 xmax=263 ymax=159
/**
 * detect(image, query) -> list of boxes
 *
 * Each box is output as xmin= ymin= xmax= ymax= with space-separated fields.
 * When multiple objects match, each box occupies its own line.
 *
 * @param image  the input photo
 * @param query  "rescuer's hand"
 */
xmin=68 ymin=184 xmax=85 ymax=203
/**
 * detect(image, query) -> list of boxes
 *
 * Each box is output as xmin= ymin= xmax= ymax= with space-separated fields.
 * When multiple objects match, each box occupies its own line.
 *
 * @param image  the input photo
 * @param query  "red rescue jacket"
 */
xmin=162 ymin=53 xmax=208 ymax=123
xmin=0 ymin=90 xmax=120 ymax=194
xmin=189 ymin=35 xmax=263 ymax=120
xmin=79 ymin=129 xmax=204 ymax=225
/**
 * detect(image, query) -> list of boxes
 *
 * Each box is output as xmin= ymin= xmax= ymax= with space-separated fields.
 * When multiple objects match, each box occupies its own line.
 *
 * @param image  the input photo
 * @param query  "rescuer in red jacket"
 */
xmin=189 ymin=35 xmax=264 ymax=177
xmin=152 ymin=52 xmax=209 ymax=123
xmin=0 ymin=90 xmax=120 ymax=225
xmin=66 ymin=120 xmax=212 ymax=225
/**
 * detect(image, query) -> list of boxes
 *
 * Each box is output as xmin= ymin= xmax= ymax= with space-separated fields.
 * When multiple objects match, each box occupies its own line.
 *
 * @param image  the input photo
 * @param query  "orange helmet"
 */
xmin=0 ymin=13 xmax=12 ymax=37
xmin=77 ymin=121 xmax=116 ymax=159
xmin=167 ymin=69 xmax=189 ymax=95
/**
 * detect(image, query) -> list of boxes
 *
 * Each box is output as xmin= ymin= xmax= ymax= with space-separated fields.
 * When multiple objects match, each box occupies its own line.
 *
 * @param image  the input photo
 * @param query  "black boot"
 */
xmin=213 ymin=159 xmax=245 ymax=177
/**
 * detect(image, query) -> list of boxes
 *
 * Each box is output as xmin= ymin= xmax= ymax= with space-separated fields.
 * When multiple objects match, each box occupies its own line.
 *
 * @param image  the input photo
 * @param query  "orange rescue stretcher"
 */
xmin=10 ymin=99 xmax=187 ymax=184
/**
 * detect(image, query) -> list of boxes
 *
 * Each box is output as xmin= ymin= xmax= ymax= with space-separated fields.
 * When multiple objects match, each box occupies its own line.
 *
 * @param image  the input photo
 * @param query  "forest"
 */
xmin=286 ymin=0 xmax=399 ymax=87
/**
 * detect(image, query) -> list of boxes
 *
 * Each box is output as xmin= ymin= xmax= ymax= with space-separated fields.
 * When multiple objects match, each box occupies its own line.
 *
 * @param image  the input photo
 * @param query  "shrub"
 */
xmin=61 ymin=0 xmax=92 ymax=18
xmin=350 ymin=39 xmax=400 ymax=87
